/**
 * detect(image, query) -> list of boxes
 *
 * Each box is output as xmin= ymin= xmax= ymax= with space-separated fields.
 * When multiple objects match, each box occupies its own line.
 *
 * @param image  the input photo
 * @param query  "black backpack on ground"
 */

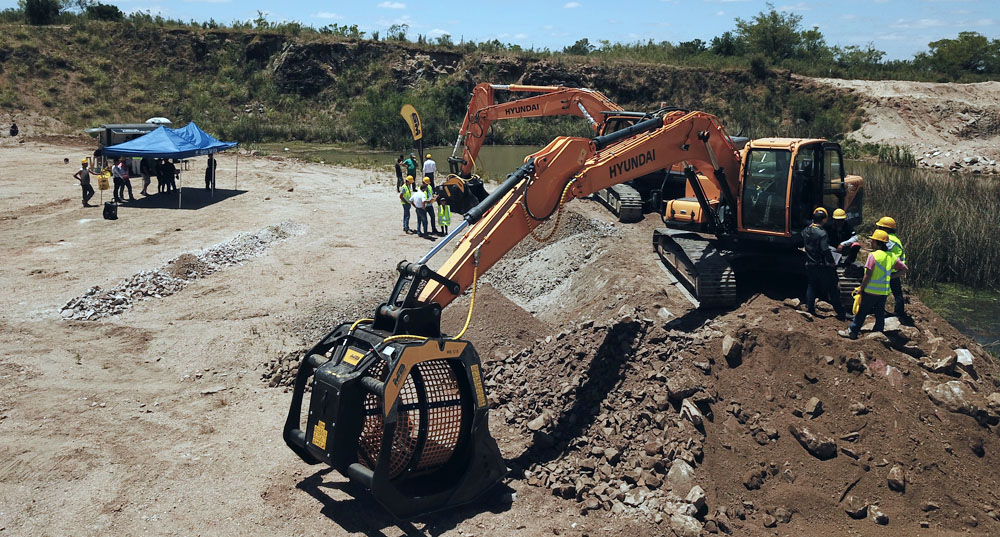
xmin=103 ymin=201 xmax=118 ymax=220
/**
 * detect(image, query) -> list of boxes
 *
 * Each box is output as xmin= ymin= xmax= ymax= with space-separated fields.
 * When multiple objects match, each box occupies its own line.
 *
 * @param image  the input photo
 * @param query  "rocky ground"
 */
xmin=1 ymin=138 xmax=997 ymax=537
xmin=810 ymin=78 xmax=1000 ymax=174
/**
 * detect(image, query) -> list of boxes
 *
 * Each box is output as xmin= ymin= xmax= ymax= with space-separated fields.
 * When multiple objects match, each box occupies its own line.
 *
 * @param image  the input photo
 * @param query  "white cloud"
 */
xmin=182 ymin=0 xmax=230 ymax=3
xmin=716 ymin=10 xmax=725 ymax=15
xmin=312 ymin=12 xmax=343 ymax=19
xmin=778 ymin=2 xmax=810 ymax=11
xmin=427 ymin=28 xmax=449 ymax=38
xmin=890 ymin=18 xmax=946 ymax=29
xmin=378 ymin=1 xmax=406 ymax=8
xmin=564 ymin=2 xmax=581 ymax=7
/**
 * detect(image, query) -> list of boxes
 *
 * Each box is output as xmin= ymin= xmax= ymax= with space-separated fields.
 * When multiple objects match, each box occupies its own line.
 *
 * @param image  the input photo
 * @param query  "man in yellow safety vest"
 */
xmin=421 ymin=176 xmax=440 ymax=235
xmin=839 ymin=229 xmax=909 ymax=340
xmin=876 ymin=216 xmax=910 ymax=322
xmin=399 ymin=175 xmax=414 ymax=233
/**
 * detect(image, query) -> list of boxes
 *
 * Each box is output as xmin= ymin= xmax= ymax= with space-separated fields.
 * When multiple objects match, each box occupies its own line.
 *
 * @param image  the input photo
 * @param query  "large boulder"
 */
xmin=923 ymin=380 xmax=999 ymax=426
xmin=789 ymin=424 xmax=837 ymax=460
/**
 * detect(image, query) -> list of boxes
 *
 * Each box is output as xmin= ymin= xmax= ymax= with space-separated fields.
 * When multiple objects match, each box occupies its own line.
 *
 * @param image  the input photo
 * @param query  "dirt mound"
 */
xmin=483 ymin=286 xmax=1000 ymax=535
xmin=809 ymin=77 xmax=1000 ymax=172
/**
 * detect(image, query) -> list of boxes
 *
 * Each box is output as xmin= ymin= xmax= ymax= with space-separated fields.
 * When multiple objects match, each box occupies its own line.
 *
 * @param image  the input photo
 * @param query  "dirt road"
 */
xmin=2 ymin=140 xmax=996 ymax=537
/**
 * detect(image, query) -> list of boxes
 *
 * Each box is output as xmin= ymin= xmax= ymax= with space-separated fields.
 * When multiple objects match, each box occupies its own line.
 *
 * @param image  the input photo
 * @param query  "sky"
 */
xmin=3 ymin=0 xmax=998 ymax=60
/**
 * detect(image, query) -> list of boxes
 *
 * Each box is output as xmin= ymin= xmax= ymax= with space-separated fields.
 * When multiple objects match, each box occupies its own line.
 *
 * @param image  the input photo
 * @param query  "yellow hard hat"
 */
xmin=813 ymin=207 xmax=828 ymax=217
xmin=425 ymin=153 xmax=432 ymax=159
xmin=870 ymin=229 xmax=890 ymax=243
xmin=422 ymin=176 xmax=431 ymax=184
xmin=876 ymin=216 xmax=896 ymax=229
xmin=832 ymin=208 xmax=846 ymax=220
xmin=405 ymin=175 xmax=414 ymax=183
xmin=81 ymin=158 xmax=88 ymax=164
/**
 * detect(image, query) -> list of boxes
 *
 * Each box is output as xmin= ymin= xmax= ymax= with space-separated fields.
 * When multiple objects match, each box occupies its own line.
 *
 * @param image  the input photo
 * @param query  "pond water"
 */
xmin=259 ymin=142 xmax=543 ymax=181
xmin=261 ymin=142 xmax=999 ymax=352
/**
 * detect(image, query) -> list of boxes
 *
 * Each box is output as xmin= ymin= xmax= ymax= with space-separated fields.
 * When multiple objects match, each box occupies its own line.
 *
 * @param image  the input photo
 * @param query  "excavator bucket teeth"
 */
xmin=284 ymin=323 xmax=506 ymax=519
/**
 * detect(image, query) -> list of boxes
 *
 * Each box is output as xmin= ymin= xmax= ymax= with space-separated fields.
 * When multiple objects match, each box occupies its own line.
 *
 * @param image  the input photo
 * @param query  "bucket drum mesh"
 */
xmin=358 ymin=358 xmax=467 ymax=479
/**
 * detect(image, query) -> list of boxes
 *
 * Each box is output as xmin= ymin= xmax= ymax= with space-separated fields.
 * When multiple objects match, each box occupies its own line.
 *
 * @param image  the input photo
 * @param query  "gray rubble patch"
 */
xmin=59 ymin=221 xmax=305 ymax=320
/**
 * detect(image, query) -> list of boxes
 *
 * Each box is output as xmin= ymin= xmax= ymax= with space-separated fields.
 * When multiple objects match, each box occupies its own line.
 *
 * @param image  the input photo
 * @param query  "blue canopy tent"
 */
xmin=103 ymin=122 xmax=238 ymax=208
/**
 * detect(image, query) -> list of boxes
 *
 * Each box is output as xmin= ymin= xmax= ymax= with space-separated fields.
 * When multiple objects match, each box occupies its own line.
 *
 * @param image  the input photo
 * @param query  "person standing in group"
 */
xmin=421 ymin=176 xmax=440 ymax=235
xmin=802 ymin=208 xmax=850 ymax=320
xmin=160 ymin=158 xmax=178 ymax=192
xmin=394 ymin=155 xmax=405 ymax=192
xmin=117 ymin=157 xmax=136 ymax=201
xmin=422 ymin=153 xmax=437 ymax=189
xmin=411 ymin=180 xmax=429 ymax=237
xmin=437 ymin=198 xmax=451 ymax=235
xmin=111 ymin=157 xmax=126 ymax=203
xmin=399 ymin=175 xmax=414 ymax=233
xmin=139 ymin=156 xmax=154 ymax=196
xmin=403 ymin=153 xmax=417 ymax=182
xmin=73 ymin=158 xmax=96 ymax=207
xmin=156 ymin=158 xmax=167 ymax=193
xmin=875 ymin=216 xmax=910 ymax=322
xmin=824 ymin=208 xmax=861 ymax=267
xmin=839 ymin=229 xmax=909 ymax=340
xmin=204 ymin=154 xmax=217 ymax=191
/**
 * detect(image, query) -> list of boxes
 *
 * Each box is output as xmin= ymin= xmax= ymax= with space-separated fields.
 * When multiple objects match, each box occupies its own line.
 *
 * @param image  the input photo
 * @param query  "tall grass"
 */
xmin=856 ymin=161 xmax=1000 ymax=289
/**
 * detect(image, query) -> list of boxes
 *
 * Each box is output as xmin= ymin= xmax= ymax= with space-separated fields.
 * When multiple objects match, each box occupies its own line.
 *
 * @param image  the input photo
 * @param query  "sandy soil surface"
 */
xmin=810 ymin=77 xmax=1000 ymax=170
xmin=1 ymin=140 xmax=996 ymax=536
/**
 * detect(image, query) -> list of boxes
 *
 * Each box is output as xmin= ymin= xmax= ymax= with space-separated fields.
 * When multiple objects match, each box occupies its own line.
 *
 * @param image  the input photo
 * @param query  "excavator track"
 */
xmin=652 ymin=228 xmax=737 ymax=308
xmin=837 ymin=265 xmax=864 ymax=311
xmin=594 ymin=184 xmax=644 ymax=223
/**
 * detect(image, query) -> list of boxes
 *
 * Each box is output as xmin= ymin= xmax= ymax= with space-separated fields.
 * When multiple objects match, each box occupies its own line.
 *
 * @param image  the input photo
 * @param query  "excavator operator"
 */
xmin=802 ymin=208 xmax=850 ymax=321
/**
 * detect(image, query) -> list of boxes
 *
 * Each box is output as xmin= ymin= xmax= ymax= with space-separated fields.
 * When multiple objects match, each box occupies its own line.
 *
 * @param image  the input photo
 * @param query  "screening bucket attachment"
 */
xmin=283 ymin=322 xmax=506 ymax=519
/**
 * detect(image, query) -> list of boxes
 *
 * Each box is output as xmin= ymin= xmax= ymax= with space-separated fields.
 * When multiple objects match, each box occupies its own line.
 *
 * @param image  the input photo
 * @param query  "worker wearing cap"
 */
xmin=840 ymin=229 xmax=909 ymax=339
xmin=422 ymin=153 xmax=437 ymax=189
xmin=876 ymin=216 xmax=910 ymax=322
xmin=824 ymin=208 xmax=861 ymax=267
xmin=399 ymin=175 xmax=414 ymax=233
xmin=802 ymin=207 xmax=849 ymax=320
xmin=403 ymin=153 xmax=417 ymax=182
xmin=73 ymin=158 xmax=96 ymax=207
xmin=421 ymin=176 xmax=440 ymax=235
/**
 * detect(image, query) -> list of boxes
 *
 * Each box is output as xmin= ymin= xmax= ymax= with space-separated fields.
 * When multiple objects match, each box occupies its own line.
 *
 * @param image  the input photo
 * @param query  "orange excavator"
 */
xmin=443 ymin=82 xmax=683 ymax=222
xmin=284 ymin=109 xmax=864 ymax=518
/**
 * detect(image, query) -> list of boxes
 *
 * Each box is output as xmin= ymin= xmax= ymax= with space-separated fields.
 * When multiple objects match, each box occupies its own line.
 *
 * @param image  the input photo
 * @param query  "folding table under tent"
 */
xmin=102 ymin=122 xmax=239 ymax=208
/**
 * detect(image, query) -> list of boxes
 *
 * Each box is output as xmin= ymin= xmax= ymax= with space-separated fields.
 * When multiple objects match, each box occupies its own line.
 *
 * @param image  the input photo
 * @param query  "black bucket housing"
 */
xmin=284 ymin=322 xmax=506 ymax=519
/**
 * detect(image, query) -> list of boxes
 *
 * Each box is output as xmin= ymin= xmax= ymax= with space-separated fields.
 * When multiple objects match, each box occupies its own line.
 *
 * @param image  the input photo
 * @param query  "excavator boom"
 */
xmin=449 ymin=82 xmax=623 ymax=178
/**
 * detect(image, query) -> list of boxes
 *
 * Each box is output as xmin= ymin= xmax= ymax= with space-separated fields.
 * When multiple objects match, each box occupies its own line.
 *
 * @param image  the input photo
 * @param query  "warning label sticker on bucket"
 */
xmin=470 ymin=364 xmax=487 ymax=408
xmin=343 ymin=348 xmax=365 ymax=366
xmin=312 ymin=420 xmax=328 ymax=450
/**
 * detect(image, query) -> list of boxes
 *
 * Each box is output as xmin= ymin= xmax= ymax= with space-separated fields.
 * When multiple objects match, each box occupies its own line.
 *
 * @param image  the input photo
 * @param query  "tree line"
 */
xmin=4 ymin=1 xmax=998 ymax=82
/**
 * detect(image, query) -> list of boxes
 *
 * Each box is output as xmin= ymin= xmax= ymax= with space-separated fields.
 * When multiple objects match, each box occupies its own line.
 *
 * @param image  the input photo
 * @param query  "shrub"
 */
xmin=22 ymin=0 xmax=61 ymax=25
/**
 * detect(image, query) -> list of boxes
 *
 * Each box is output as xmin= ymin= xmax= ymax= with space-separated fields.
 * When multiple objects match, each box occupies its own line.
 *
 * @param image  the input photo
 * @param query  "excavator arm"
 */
xmin=449 ymin=82 xmax=623 ymax=177
xmin=422 ymin=110 xmax=742 ymax=309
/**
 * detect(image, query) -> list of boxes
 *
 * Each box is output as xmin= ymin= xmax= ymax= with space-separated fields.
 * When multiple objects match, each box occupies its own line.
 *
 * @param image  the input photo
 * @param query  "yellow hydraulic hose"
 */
xmin=452 ymin=249 xmax=480 ymax=341
xmin=525 ymin=179 xmax=575 ymax=243
xmin=350 ymin=318 xmax=374 ymax=332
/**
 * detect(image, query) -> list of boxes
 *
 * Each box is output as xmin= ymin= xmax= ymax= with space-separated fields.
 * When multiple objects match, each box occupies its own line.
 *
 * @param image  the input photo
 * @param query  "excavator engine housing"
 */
xmin=284 ymin=322 xmax=505 ymax=519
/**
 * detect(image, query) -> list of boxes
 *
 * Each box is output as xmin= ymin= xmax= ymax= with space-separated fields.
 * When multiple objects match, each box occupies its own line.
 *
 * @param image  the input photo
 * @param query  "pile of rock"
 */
xmin=916 ymin=148 xmax=999 ymax=174
xmin=60 ymin=221 xmax=303 ymax=321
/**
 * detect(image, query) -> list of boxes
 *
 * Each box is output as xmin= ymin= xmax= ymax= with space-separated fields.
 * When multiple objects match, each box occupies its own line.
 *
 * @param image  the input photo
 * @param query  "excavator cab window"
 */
xmin=822 ymin=144 xmax=847 ymax=211
xmin=741 ymin=149 xmax=791 ymax=233
xmin=599 ymin=116 xmax=641 ymax=136
xmin=790 ymin=144 xmax=824 ymax=231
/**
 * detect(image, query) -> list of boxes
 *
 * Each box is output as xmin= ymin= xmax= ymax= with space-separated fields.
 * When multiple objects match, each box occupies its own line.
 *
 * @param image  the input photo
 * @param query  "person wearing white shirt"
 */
xmin=411 ymin=187 xmax=429 ymax=237
xmin=422 ymin=153 xmax=437 ymax=188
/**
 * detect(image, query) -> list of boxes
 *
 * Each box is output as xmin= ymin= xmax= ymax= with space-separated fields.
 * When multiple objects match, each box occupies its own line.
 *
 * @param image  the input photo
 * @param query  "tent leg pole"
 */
xmin=235 ymin=151 xmax=239 ymax=191
xmin=179 ymin=172 xmax=182 ymax=209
